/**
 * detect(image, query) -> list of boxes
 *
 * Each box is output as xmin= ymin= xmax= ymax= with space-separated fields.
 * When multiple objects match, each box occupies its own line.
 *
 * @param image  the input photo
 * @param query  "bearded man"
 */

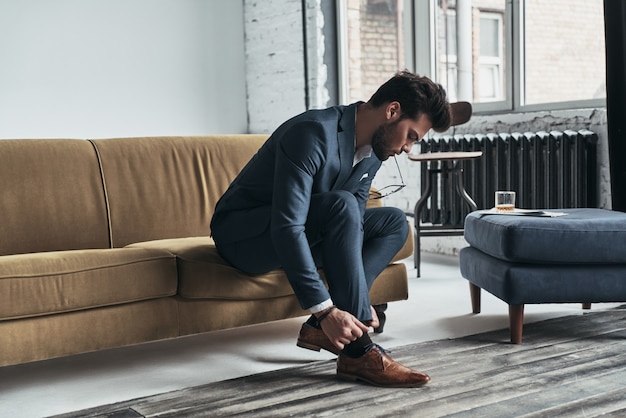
xmin=211 ymin=71 xmax=459 ymax=387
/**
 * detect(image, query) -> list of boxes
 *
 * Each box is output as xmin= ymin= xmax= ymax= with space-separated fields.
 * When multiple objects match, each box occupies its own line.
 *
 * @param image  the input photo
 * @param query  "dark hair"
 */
xmin=368 ymin=70 xmax=451 ymax=132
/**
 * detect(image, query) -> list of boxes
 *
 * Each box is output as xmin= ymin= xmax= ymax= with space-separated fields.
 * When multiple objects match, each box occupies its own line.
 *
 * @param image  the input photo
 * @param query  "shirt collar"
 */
xmin=353 ymin=145 xmax=372 ymax=167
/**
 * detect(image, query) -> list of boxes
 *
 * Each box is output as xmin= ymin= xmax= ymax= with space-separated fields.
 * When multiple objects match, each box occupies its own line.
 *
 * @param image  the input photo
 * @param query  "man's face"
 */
xmin=371 ymin=113 xmax=433 ymax=161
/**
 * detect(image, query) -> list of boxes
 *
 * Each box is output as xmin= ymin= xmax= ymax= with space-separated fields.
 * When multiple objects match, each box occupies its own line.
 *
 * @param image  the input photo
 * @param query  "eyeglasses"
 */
xmin=368 ymin=156 xmax=406 ymax=199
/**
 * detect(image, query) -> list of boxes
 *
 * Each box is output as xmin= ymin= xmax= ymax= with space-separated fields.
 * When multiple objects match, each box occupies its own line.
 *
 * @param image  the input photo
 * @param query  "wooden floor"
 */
xmin=54 ymin=307 xmax=626 ymax=418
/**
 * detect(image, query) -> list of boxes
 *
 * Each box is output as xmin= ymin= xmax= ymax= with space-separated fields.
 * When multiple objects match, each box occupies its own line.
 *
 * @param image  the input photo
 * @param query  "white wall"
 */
xmin=0 ymin=0 xmax=248 ymax=139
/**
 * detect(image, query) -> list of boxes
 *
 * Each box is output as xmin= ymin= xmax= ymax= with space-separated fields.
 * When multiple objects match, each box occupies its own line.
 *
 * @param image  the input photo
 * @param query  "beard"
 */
xmin=371 ymin=120 xmax=399 ymax=161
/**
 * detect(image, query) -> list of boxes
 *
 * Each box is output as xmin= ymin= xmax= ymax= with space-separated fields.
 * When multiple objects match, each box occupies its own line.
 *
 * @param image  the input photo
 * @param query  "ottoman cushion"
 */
xmin=464 ymin=208 xmax=626 ymax=264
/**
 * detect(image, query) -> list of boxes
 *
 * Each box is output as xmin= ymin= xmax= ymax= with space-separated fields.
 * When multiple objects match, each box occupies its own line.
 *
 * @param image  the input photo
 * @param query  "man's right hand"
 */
xmin=317 ymin=307 xmax=370 ymax=352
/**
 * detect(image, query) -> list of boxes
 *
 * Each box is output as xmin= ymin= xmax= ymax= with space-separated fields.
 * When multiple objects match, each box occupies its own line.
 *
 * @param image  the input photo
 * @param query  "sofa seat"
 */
xmin=0 ymin=135 xmax=413 ymax=366
xmin=129 ymin=235 xmax=413 ymax=301
xmin=128 ymin=236 xmax=411 ymax=335
xmin=128 ymin=237 xmax=296 ymax=300
xmin=0 ymin=248 xmax=177 ymax=320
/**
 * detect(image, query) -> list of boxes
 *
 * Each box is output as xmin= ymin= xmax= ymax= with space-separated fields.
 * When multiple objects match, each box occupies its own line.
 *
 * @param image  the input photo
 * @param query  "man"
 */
xmin=211 ymin=71 xmax=458 ymax=387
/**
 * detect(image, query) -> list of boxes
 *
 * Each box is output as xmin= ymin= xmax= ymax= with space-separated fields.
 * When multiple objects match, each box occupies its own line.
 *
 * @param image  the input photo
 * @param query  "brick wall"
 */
xmin=345 ymin=0 xmax=405 ymax=102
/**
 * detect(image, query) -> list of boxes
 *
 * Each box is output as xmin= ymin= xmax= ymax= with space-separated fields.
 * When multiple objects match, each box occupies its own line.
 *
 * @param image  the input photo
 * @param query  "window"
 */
xmin=337 ymin=0 xmax=411 ymax=103
xmin=336 ymin=0 xmax=606 ymax=113
xmin=478 ymin=13 xmax=504 ymax=102
xmin=434 ymin=1 xmax=507 ymax=107
xmin=521 ymin=0 xmax=606 ymax=107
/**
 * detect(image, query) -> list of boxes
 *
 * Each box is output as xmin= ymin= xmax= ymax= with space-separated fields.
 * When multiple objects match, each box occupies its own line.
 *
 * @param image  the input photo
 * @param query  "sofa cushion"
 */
xmin=0 ymin=248 xmax=177 ymax=320
xmin=129 ymin=236 xmax=412 ymax=301
xmin=0 ymin=139 xmax=110 ymax=256
xmin=91 ymin=136 xmax=268 ymax=247
xmin=128 ymin=237 xmax=295 ymax=300
xmin=464 ymin=208 xmax=626 ymax=264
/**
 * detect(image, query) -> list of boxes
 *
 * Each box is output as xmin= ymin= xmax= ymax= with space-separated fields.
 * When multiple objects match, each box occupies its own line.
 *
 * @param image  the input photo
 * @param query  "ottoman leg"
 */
xmin=509 ymin=304 xmax=525 ymax=344
xmin=469 ymin=282 xmax=481 ymax=314
xmin=582 ymin=303 xmax=591 ymax=310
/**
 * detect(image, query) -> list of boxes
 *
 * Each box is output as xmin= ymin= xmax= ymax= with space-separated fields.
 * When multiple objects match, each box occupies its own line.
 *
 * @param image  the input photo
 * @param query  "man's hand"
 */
xmin=317 ymin=307 xmax=370 ymax=352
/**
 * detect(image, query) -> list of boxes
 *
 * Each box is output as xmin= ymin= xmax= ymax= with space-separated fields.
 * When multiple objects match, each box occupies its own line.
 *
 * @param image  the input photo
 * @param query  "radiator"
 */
xmin=417 ymin=130 xmax=599 ymax=230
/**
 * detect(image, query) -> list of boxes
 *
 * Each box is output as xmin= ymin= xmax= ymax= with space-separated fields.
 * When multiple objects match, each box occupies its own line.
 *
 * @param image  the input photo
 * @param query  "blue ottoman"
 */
xmin=460 ymin=208 xmax=626 ymax=343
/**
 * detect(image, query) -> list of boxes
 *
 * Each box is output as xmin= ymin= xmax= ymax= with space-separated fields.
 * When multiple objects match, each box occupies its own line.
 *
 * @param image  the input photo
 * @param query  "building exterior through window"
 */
xmin=338 ymin=0 xmax=605 ymax=112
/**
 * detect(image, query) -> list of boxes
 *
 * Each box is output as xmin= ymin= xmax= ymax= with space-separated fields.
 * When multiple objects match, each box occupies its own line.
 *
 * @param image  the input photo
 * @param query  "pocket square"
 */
xmin=360 ymin=173 xmax=369 ymax=181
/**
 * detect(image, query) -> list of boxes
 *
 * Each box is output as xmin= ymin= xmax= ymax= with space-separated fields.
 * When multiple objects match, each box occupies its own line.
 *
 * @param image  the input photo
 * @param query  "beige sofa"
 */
xmin=0 ymin=135 xmax=412 ymax=366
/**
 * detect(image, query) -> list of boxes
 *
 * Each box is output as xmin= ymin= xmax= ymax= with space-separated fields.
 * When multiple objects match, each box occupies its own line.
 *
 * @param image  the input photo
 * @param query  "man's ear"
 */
xmin=386 ymin=101 xmax=401 ymax=120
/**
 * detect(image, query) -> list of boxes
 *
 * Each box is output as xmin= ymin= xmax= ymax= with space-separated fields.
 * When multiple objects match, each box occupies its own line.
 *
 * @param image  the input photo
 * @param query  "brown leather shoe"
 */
xmin=296 ymin=323 xmax=340 ymax=355
xmin=336 ymin=345 xmax=430 ymax=387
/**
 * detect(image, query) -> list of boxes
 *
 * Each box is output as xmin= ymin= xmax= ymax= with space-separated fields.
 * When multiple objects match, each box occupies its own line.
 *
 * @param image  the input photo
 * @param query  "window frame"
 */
xmin=477 ymin=12 xmax=505 ymax=103
xmin=336 ymin=0 xmax=606 ymax=114
xmin=514 ymin=0 xmax=606 ymax=113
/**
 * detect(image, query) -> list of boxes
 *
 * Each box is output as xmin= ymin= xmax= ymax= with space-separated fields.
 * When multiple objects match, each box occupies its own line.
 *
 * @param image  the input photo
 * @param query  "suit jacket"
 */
xmin=211 ymin=102 xmax=382 ymax=306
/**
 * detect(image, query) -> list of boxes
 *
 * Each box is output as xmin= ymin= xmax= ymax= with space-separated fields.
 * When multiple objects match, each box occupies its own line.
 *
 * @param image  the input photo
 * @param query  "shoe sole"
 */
xmin=336 ymin=372 xmax=430 ymax=388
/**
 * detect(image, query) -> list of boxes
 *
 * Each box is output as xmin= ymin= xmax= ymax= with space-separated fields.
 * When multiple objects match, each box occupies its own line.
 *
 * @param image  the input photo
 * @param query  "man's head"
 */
xmin=367 ymin=71 xmax=451 ymax=161
xmin=369 ymin=70 xmax=451 ymax=132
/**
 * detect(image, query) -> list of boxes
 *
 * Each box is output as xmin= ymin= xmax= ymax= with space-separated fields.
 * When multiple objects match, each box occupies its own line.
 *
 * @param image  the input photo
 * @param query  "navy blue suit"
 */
xmin=211 ymin=103 xmax=408 ymax=321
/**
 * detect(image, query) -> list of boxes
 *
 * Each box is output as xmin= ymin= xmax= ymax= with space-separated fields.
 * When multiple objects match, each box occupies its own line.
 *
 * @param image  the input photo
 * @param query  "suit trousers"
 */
xmin=215 ymin=191 xmax=408 ymax=322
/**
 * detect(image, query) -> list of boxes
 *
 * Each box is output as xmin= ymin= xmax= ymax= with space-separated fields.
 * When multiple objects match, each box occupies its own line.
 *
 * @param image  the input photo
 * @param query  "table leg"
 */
xmin=413 ymin=168 xmax=436 ymax=276
xmin=453 ymin=161 xmax=478 ymax=211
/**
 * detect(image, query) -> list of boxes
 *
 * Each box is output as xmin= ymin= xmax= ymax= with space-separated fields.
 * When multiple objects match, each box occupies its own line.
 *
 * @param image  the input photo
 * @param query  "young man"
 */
xmin=211 ymin=71 xmax=457 ymax=387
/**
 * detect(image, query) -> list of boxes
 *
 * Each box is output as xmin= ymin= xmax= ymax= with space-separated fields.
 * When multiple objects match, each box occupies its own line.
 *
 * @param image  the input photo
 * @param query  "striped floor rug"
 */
xmin=54 ymin=306 xmax=626 ymax=417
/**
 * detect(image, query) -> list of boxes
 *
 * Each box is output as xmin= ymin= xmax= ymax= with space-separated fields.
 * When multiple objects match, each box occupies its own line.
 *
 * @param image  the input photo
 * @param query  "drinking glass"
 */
xmin=495 ymin=191 xmax=516 ymax=212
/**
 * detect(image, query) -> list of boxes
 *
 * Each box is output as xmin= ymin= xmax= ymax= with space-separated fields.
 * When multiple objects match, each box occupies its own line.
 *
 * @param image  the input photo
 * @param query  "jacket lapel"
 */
xmin=342 ymin=157 xmax=379 ymax=190
xmin=332 ymin=102 xmax=360 ymax=191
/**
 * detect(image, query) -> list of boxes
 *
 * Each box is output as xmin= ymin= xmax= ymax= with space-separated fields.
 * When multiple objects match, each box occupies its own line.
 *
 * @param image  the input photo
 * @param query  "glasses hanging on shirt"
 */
xmin=368 ymin=156 xmax=406 ymax=199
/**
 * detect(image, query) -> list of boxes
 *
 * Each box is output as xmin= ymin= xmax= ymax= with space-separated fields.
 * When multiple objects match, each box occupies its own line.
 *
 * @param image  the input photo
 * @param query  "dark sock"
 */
xmin=340 ymin=333 xmax=373 ymax=358
xmin=306 ymin=315 xmax=320 ymax=329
